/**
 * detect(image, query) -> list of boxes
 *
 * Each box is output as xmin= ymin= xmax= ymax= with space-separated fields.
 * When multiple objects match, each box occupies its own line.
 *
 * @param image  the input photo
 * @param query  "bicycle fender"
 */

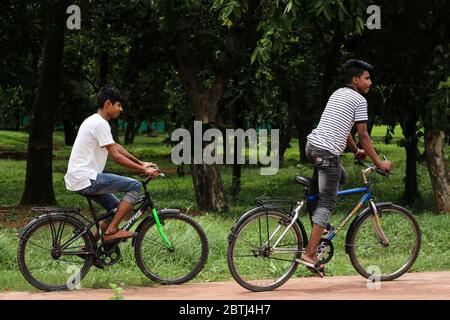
xmin=132 ymin=208 xmax=181 ymax=246
xmin=344 ymin=202 xmax=393 ymax=254
xmin=228 ymin=206 xmax=265 ymax=242
xmin=18 ymin=213 xmax=70 ymax=240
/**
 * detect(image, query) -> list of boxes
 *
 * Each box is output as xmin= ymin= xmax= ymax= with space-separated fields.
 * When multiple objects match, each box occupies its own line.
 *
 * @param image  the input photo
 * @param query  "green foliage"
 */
xmin=108 ymin=283 xmax=124 ymax=300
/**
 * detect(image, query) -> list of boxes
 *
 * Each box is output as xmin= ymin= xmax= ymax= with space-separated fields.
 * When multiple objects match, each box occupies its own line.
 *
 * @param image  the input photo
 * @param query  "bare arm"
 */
xmin=116 ymin=143 xmax=143 ymax=166
xmin=346 ymin=134 xmax=359 ymax=155
xmin=106 ymin=144 xmax=147 ymax=173
xmin=356 ymin=123 xmax=392 ymax=171
xmin=106 ymin=144 xmax=159 ymax=177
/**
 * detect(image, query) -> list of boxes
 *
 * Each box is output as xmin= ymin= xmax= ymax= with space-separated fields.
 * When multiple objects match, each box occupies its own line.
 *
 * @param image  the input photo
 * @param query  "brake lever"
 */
xmin=153 ymin=166 xmax=166 ymax=178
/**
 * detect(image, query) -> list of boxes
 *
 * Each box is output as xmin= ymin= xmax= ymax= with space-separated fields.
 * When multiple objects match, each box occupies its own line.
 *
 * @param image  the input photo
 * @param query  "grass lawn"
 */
xmin=0 ymin=127 xmax=449 ymax=292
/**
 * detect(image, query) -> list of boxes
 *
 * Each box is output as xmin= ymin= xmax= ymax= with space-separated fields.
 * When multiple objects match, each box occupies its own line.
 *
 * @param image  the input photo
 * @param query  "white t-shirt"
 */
xmin=307 ymin=87 xmax=368 ymax=155
xmin=64 ymin=113 xmax=115 ymax=191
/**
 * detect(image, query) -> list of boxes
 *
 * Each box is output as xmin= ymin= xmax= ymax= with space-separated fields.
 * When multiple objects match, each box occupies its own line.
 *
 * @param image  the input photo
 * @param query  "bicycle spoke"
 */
xmin=25 ymin=240 xmax=52 ymax=252
xmin=228 ymin=210 xmax=303 ymax=292
xmin=135 ymin=214 xmax=208 ymax=285
xmin=18 ymin=216 xmax=92 ymax=291
xmin=56 ymin=222 xmax=66 ymax=247
xmin=349 ymin=206 xmax=421 ymax=280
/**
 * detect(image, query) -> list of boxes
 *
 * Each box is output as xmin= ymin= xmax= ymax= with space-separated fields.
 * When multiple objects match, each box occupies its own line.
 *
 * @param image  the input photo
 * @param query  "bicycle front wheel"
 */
xmin=17 ymin=214 xmax=95 ymax=291
xmin=227 ymin=210 xmax=303 ymax=292
xmin=134 ymin=213 xmax=208 ymax=284
xmin=348 ymin=204 xmax=421 ymax=281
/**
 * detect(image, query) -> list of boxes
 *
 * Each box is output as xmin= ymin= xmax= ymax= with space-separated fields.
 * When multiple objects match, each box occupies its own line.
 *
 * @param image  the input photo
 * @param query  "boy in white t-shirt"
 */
xmin=65 ymin=86 xmax=159 ymax=243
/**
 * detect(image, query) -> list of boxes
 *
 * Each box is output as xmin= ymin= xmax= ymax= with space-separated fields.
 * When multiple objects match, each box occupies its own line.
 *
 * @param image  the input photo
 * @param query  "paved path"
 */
xmin=1 ymin=271 xmax=449 ymax=300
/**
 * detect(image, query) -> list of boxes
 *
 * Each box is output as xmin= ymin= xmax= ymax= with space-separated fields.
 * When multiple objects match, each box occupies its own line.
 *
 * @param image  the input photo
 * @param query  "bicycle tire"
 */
xmin=347 ymin=204 xmax=421 ymax=281
xmin=227 ymin=210 xmax=303 ymax=292
xmin=17 ymin=214 xmax=95 ymax=291
xmin=134 ymin=213 xmax=208 ymax=285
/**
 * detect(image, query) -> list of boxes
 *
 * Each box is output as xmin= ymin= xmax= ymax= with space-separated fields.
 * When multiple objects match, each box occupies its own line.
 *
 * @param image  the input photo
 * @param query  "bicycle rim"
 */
xmin=17 ymin=215 xmax=94 ymax=291
xmin=349 ymin=205 xmax=421 ymax=281
xmin=135 ymin=213 xmax=208 ymax=284
xmin=227 ymin=210 xmax=302 ymax=292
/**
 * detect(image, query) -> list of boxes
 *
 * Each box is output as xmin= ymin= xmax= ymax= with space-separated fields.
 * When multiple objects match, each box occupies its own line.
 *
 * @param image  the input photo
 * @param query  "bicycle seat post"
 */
xmin=85 ymin=197 xmax=101 ymax=235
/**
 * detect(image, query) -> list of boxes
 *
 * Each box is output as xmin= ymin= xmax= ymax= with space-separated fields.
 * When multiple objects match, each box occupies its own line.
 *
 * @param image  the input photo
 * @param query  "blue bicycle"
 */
xmin=227 ymin=157 xmax=421 ymax=292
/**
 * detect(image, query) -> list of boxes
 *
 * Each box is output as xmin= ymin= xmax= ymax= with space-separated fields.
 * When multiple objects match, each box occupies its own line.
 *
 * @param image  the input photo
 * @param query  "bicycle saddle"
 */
xmin=295 ymin=176 xmax=311 ymax=188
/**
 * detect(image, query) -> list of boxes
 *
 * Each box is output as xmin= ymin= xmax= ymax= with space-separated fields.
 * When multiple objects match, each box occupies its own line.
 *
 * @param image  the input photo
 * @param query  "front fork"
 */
xmin=369 ymin=200 xmax=389 ymax=246
xmin=151 ymin=208 xmax=174 ymax=250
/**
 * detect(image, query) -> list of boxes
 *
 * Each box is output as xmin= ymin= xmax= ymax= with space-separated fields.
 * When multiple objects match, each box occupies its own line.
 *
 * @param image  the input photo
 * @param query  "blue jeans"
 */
xmin=76 ymin=173 xmax=142 ymax=223
xmin=306 ymin=142 xmax=347 ymax=228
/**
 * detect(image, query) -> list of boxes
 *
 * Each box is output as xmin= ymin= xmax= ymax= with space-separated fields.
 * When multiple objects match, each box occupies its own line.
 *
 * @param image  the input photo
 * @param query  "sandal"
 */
xmin=298 ymin=257 xmax=325 ymax=278
xmin=103 ymin=229 xmax=138 ymax=244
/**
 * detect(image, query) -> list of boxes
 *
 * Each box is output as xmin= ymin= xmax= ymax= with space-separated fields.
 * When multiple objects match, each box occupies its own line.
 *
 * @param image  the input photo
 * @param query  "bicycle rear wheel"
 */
xmin=134 ymin=213 xmax=208 ymax=284
xmin=227 ymin=210 xmax=303 ymax=292
xmin=17 ymin=214 xmax=95 ymax=291
xmin=348 ymin=204 xmax=421 ymax=281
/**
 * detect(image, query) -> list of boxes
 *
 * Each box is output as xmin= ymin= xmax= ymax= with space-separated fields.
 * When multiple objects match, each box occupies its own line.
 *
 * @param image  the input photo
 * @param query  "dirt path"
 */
xmin=1 ymin=271 xmax=449 ymax=300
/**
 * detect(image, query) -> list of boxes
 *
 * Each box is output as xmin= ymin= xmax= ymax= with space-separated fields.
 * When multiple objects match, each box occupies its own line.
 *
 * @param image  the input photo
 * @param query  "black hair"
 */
xmin=97 ymin=85 xmax=126 ymax=109
xmin=342 ymin=59 xmax=374 ymax=85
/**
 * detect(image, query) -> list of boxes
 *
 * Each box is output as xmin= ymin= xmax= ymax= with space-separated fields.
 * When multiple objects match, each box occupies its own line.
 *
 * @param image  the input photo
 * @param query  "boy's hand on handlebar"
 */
xmin=142 ymin=161 xmax=158 ymax=168
xmin=376 ymin=160 xmax=392 ymax=172
xmin=144 ymin=167 xmax=159 ymax=178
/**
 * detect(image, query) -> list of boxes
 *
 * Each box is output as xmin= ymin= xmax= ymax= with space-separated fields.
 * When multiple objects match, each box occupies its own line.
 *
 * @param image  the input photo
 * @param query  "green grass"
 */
xmin=0 ymin=128 xmax=449 ymax=292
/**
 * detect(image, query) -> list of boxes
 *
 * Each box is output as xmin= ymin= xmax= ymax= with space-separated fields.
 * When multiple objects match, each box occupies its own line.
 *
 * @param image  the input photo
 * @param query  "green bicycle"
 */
xmin=17 ymin=169 xmax=209 ymax=291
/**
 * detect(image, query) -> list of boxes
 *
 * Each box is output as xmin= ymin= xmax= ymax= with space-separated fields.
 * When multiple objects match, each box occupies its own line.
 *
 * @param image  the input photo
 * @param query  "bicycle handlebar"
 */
xmin=354 ymin=155 xmax=391 ymax=178
xmin=143 ymin=166 xmax=165 ymax=186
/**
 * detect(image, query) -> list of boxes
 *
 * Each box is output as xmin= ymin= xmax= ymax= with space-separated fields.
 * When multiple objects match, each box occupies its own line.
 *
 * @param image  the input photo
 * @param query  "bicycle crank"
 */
xmin=96 ymin=243 xmax=122 ymax=267
xmin=316 ymin=238 xmax=334 ymax=264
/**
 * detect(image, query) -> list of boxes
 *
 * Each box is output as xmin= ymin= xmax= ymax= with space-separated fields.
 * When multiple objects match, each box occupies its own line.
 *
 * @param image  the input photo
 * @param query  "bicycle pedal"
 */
xmin=92 ymin=258 xmax=105 ymax=270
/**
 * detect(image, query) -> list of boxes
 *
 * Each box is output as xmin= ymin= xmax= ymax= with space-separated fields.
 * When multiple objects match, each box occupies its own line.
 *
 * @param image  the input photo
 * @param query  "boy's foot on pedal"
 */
xmin=103 ymin=229 xmax=138 ymax=244
xmin=298 ymin=254 xmax=325 ymax=278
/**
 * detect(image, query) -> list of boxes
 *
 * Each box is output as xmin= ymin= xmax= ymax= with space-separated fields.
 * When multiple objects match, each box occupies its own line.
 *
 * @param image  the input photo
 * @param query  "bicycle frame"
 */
xmin=59 ymin=178 xmax=173 ymax=254
xmin=306 ymin=186 xmax=373 ymax=241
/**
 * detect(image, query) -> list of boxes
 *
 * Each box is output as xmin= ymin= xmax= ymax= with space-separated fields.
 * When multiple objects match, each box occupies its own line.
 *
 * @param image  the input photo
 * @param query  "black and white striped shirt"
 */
xmin=307 ymin=87 xmax=368 ymax=155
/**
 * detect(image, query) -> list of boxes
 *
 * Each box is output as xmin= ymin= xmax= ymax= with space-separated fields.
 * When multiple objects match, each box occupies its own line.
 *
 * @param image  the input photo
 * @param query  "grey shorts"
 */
xmin=305 ymin=142 xmax=347 ymax=228
xmin=76 ymin=173 xmax=142 ymax=223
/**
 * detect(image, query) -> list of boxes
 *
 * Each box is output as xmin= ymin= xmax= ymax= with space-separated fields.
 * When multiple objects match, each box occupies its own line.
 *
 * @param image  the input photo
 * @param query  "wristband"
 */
xmin=353 ymin=149 xmax=361 ymax=157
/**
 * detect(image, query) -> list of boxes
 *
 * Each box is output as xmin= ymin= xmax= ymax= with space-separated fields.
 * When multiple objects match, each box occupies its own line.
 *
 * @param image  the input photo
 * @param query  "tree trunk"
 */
xmin=400 ymin=113 xmax=419 ymax=204
xmin=191 ymin=163 xmax=228 ymax=212
xmin=230 ymin=104 xmax=244 ymax=201
xmin=297 ymin=124 xmax=311 ymax=164
xmin=279 ymin=98 xmax=295 ymax=162
xmin=320 ymin=33 xmax=343 ymax=107
xmin=424 ymin=130 xmax=450 ymax=212
xmin=110 ymin=119 xmax=120 ymax=143
xmin=99 ymin=50 xmax=108 ymax=87
xmin=21 ymin=2 xmax=65 ymax=205
xmin=295 ymin=92 xmax=312 ymax=164
xmin=124 ymin=116 xmax=137 ymax=145
xmin=175 ymin=32 xmax=229 ymax=212
xmin=63 ymin=120 xmax=76 ymax=146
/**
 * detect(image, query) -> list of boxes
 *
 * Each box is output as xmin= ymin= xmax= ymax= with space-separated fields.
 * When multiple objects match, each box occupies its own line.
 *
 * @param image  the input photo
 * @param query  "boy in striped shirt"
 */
xmin=300 ymin=59 xmax=392 ymax=276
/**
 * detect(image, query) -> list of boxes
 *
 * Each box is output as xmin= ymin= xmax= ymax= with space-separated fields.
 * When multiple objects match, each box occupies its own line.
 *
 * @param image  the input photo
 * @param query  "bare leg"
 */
xmin=104 ymin=201 xmax=137 ymax=242
xmin=302 ymin=224 xmax=326 ymax=263
xmin=92 ymin=220 xmax=109 ymax=242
